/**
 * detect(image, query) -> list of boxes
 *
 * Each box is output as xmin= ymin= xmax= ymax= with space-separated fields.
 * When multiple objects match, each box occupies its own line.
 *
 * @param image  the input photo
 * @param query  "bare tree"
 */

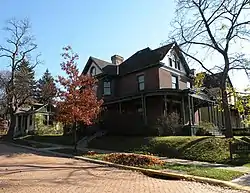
xmin=0 ymin=18 xmax=39 ymax=138
xmin=0 ymin=70 xmax=11 ymax=118
xmin=170 ymin=0 xmax=250 ymax=138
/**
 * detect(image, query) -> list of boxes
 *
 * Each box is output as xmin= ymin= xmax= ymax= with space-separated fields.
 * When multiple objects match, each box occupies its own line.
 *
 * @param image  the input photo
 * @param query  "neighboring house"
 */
xmin=82 ymin=42 xmax=215 ymax=135
xmin=14 ymin=103 xmax=60 ymax=136
xmin=199 ymin=72 xmax=242 ymax=129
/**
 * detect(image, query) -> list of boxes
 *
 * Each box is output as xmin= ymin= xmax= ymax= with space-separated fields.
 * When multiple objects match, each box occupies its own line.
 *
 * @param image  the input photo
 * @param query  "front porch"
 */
xmin=102 ymin=89 xmax=217 ymax=136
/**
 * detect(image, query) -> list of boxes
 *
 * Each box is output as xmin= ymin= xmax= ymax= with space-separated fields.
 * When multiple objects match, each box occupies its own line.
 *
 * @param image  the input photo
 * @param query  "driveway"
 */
xmin=0 ymin=142 xmax=246 ymax=193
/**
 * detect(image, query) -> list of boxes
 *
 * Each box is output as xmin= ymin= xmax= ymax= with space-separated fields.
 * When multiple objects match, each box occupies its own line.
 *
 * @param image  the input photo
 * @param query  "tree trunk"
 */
xmin=5 ymin=111 xmax=15 ymax=139
xmin=73 ymin=121 xmax=77 ymax=153
xmin=221 ymin=87 xmax=233 ymax=138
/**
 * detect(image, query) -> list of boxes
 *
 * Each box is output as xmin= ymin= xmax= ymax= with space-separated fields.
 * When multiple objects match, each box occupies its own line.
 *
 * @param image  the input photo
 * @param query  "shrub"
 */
xmin=196 ymin=121 xmax=215 ymax=136
xmin=34 ymin=114 xmax=63 ymax=135
xmin=155 ymin=112 xmax=182 ymax=136
xmin=103 ymin=153 xmax=164 ymax=166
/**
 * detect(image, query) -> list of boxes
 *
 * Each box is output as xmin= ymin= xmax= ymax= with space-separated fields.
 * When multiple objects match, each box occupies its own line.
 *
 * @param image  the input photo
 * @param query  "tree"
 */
xmin=170 ymin=0 xmax=250 ymax=138
xmin=56 ymin=46 xmax=103 ymax=151
xmin=36 ymin=69 xmax=57 ymax=104
xmin=14 ymin=60 xmax=36 ymax=106
xmin=0 ymin=70 xmax=11 ymax=118
xmin=0 ymin=18 xmax=39 ymax=138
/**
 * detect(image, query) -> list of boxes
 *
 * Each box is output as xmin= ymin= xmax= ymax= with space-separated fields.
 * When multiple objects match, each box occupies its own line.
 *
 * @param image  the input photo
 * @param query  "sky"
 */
xmin=0 ymin=0 xmax=249 ymax=91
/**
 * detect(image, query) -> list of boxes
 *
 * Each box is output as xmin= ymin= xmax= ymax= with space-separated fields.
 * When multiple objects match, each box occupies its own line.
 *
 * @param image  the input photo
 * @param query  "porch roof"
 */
xmin=104 ymin=88 xmax=215 ymax=105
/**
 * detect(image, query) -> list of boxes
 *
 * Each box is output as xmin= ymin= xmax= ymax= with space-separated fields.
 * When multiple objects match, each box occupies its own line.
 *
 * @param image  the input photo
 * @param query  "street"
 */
xmin=0 ymin=142 xmax=246 ymax=193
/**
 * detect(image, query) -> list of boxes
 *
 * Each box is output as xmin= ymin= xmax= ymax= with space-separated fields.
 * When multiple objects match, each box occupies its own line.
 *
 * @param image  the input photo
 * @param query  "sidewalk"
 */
xmin=22 ymin=138 xmax=250 ymax=173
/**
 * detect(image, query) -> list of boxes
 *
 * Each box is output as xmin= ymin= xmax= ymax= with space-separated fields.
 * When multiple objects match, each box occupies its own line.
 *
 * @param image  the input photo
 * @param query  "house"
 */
xmin=82 ymin=42 xmax=215 ymax=135
xmin=198 ymin=72 xmax=242 ymax=129
xmin=14 ymin=103 xmax=61 ymax=137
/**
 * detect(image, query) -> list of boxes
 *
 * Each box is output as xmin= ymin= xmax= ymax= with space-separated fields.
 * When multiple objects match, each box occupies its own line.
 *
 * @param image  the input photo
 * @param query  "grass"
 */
xmin=83 ymin=151 xmax=245 ymax=181
xmin=243 ymin=163 xmax=250 ymax=167
xmin=146 ymin=163 xmax=244 ymax=181
xmin=89 ymin=136 xmax=245 ymax=164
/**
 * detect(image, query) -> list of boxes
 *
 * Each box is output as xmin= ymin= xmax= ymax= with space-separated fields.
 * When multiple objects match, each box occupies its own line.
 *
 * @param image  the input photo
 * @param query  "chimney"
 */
xmin=111 ymin=55 xmax=124 ymax=65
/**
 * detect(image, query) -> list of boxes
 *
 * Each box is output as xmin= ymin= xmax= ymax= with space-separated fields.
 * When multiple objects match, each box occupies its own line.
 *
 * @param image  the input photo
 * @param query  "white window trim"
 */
xmin=103 ymin=81 xmax=111 ymax=95
xmin=137 ymin=74 xmax=145 ymax=91
xmin=171 ymin=75 xmax=178 ymax=89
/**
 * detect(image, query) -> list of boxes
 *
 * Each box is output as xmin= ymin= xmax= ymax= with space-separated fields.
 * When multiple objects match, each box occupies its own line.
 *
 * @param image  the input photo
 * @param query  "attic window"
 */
xmin=169 ymin=58 xmax=172 ymax=67
xmin=90 ymin=66 xmax=96 ymax=76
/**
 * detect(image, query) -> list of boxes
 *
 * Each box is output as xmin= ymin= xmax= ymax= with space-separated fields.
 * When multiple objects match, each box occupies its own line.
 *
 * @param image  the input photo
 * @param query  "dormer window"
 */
xmin=90 ymin=66 xmax=96 ymax=76
xmin=169 ymin=58 xmax=173 ymax=67
xmin=175 ymin=60 xmax=181 ymax=70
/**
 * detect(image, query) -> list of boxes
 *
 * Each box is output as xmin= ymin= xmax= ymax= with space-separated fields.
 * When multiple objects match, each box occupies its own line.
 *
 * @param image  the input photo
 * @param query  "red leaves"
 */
xmin=56 ymin=46 xmax=103 ymax=125
xmin=103 ymin=153 xmax=164 ymax=167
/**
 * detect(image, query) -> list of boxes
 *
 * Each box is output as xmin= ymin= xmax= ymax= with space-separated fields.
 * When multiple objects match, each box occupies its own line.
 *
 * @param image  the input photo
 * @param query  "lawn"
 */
xmin=88 ymin=136 xmax=245 ymax=164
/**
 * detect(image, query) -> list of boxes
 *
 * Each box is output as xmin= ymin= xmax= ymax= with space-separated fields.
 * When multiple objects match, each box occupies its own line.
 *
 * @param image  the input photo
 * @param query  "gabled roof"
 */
xmin=82 ymin=56 xmax=116 ymax=75
xmin=119 ymin=42 xmax=190 ymax=75
xmin=82 ymin=42 xmax=191 ymax=76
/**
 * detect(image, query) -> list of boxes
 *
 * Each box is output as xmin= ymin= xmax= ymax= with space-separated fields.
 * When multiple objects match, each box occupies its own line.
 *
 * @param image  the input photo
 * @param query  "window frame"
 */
xmin=103 ymin=81 xmax=111 ymax=95
xmin=169 ymin=58 xmax=172 ymax=67
xmin=137 ymin=74 xmax=145 ymax=91
xmin=90 ymin=66 xmax=96 ymax=76
xmin=171 ymin=75 xmax=179 ymax=89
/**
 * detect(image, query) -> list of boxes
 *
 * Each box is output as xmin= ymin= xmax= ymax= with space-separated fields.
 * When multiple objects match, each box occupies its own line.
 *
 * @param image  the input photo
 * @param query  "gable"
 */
xmin=161 ymin=48 xmax=188 ymax=75
xmin=87 ymin=62 xmax=102 ymax=76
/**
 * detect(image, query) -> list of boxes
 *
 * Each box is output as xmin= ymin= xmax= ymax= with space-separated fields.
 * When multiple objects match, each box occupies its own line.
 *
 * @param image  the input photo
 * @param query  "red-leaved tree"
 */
xmin=56 ymin=46 xmax=103 ymax=151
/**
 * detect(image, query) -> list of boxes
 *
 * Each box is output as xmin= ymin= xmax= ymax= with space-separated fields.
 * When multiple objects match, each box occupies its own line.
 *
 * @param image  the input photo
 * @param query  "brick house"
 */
xmin=82 ymin=42 xmax=215 ymax=135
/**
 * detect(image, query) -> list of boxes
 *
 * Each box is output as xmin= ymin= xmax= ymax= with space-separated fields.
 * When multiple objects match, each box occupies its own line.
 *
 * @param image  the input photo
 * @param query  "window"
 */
xmin=43 ymin=115 xmax=48 ymax=125
xmin=172 ymin=75 xmax=178 ymax=89
xmin=169 ymin=58 xmax=172 ymax=67
xmin=187 ymin=81 xmax=191 ymax=88
xmin=137 ymin=74 xmax=145 ymax=91
xmin=177 ymin=61 xmax=181 ymax=70
xmin=90 ymin=66 xmax=96 ymax=76
xmin=104 ymin=81 xmax=111 ymax=95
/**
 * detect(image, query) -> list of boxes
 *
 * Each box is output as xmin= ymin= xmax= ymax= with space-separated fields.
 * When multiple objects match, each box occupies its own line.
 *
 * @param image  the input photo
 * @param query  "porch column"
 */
xmin=181 ymin=96 xmax=186 ymax=124
xmin=187 ymin=95 xmax=192 ymax=126
xmin=164 ymin=94 xmax=167 ymax=116
xmin=216 ymin=105 xmax=219 ymax=127
xmin=15 ymin=116 xmax=18 ymax=134
xmin=191 ymin=96 xmax=195 ymax=125
xmin=208 ymin=103 xmax=211 ymax=122
xmin=211 ymin=103 xmax=214 ymax=125
xmin=198 ymin=107 xmax=201 ymax=123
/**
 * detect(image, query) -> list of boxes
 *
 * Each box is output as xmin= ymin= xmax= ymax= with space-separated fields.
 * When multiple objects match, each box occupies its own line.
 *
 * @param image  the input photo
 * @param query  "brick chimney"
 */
xmin=111 ymin=55 xmax=124 ymax=65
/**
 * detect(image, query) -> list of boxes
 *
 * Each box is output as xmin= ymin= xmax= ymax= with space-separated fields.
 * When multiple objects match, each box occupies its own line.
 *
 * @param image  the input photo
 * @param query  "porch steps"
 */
xmin=210 ymin=130 xmax=223 ymax=136
xmin=77 ymin=130 xmax=107 ymax=148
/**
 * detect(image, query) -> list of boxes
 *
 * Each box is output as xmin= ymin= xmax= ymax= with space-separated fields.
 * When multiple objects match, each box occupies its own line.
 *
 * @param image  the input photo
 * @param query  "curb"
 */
xmin=4 ymin=141 xmax=250 ymax=192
